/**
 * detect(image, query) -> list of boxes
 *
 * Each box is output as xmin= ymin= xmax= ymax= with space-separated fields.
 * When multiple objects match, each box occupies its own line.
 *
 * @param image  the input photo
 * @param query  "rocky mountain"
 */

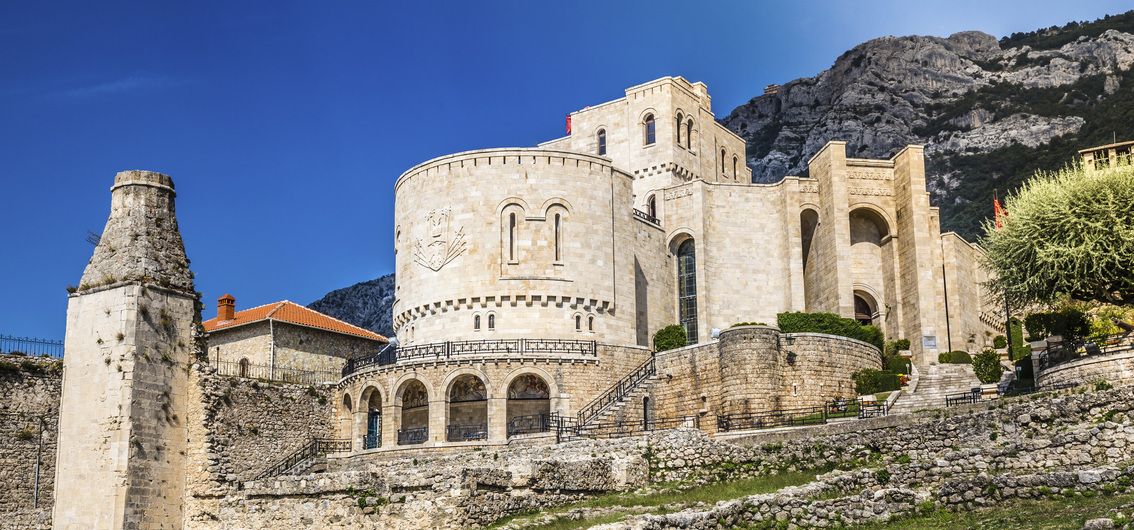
xmin=307 ymin=273 xmax=395 ymax=338
xmin=723 ymin=11 xmax=1134 ymax=238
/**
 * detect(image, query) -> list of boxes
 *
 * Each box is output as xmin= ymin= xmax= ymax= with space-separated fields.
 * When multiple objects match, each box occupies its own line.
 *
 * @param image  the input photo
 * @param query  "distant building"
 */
xmin=764 ymin=84 xmax=781 ymax=95
xmin=1080 ymin=140 xmax=1134 ymax=170
xmin=203 ymin=294 xmax=386 ymax=381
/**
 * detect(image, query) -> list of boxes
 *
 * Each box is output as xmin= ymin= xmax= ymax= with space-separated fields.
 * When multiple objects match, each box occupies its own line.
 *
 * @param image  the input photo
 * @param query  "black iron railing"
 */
xmin=580 ymin=415 xmax=699 ymax=439
xmin=446 ymin=424 xmax=488 ymax=442
xmin=945 ymin=390 xmax=982 ymax=407
xmin=0 ymin=335 xmax=64 ymax=358
xmin=362 ymin=433 xmax=380 ymax=450
xmin=255 ymin=437 xmax=351 ymax=480
xmin=551 ymin=412 xmax=578 ymax=443
xmin=1037 ymin=333 xmax=1134 ymax=371
xmin=632 ymin=208 xmax=660 ymax=226
xmin=344 ymin=339 xmax=598 ymax=376
xmin=715 ymin=399 xmax=888 ymax=433
xmin=507 ymin=413 xmax=551 ymax=437
xmin=397 ymin=427 xmax=428 ymax=445
xmin=213 ymin=359 xmax=339 ymax=385
xmin=576 ymin=355 xmax=656 ymax=426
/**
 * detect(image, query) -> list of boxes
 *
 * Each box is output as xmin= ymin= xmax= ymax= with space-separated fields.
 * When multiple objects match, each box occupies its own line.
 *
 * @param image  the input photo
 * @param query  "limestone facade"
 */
xmin=393 ymin=76 xmax=998 ymax=369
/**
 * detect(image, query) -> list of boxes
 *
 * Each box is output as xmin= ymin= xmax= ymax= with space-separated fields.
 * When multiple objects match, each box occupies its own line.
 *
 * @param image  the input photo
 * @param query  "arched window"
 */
xmin=643 ymin=114 xmax=656 ymax=145
xmin=686 ymin=119 xmax=693 ymax=149
xmin=733 ymin=156 xmax=738 ymax=179
xmin=508 ymin=212 xmax=517 ymax=262
xmin=720 ymin=149 xmax=726 ymax=173
xmin=554 ymin=213 xmax=561 ymax=262
xmin=677 ymin=239 xmax=698 ymax=344
xmin=474 ymin=315 xmax=481 ymax=331
xmin=238 ymin=358 xmax=250 ymax=378
xmin=588 ymin=315 xmax=594 ymax=332
xmin=675 ymin=112 xmax=683 ymax=145
xmin=647 ymin=195 xmax=657 ymax=219
xmin=575 ymin=314 xmax=581 ymax=331
xmin=597 ymin=129 xmax=607 ymax=156
xmin=488 ymin=314 xmax=495 ymax=331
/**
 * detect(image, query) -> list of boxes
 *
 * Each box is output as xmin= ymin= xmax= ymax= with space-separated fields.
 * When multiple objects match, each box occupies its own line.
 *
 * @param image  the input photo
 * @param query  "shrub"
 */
xmin=938 ymin=351 xmax=973 ymax=364
xmin=1025 ymin=309 xmax=1091 ymax=342
xmin=852 ymin=369 xmax=901 ymax=395
xmin=972 ymin=349 xmax=1005 ymax=384
xmin=653 ymin=325 xmax=687 ymax=353
xmin=886 ymin=356 xmax=911 ymax=374
xmin=776 ymin=312 xmax=884 ymax=351
xmin=884 ymin=338 xmax=911 ymax=357
xmin=13 ymin=427 xmax=35 ymax=442
xmin=993 ymin=335 xmax=1007 ymax=349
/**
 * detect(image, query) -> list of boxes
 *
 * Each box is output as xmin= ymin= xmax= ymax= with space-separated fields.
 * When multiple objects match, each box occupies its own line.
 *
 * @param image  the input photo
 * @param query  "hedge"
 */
xmin=1024 ymin=309 xmax=1091 ymax=343
xmin=886 ymin=356 xmax=911 ymax=374
xmin=973 ymin=349 xmax=1005 ymax=384
xmin=776 ymin=312 xmax=884 ymax=351
xmin=852 ymin=369 xmax=901 ymax=395
xmin=993 ymin=335 xmax=1007 ymax=349
xmin=653 ymin=325 xmax=687 ymax=352
xmin=938 ymin=351 xmax=973 ymax=364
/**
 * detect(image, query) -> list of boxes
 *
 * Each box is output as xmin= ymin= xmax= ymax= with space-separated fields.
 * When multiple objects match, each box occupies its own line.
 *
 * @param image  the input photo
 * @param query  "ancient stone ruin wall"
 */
xmin=0 ymin=355 xmax=62 ymax=530
xmin=647 ymin=326 xmax=880 ymax=431
xmin=1036 ymin=350 xmax=1134 ymax=390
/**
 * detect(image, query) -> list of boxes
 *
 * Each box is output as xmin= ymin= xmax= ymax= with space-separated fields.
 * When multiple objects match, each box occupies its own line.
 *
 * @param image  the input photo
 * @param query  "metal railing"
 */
xmin=0 ymin=335 xmax=64 ymax=358
xmin=344 ymin=338 xmax=598 ymax=376
xmin=446 ymin=424 xmax=488 ymax=442
xmin=945 ymin=390 xmax=982 ymax=407
xmin=576 ymin=355 xmax=656 ymax=426
xmin=255 ymin=438 xmax=351 ymax=480
xmin=213 ymin=359 xmax=339 ymax=385
xmin=507 ymin=413 xmax=551 ymax=437
xmin=362 ymin=433 xmax=380 ymax=450
xmin=716 ymin=399 xmax=888 ymax=433
xmin=1037 ymin=332 xmax=1134 ymax=371
xmin=580 ymin=415 xmax=699 ymax=439
xmin=632 ymin=208 xmax=660 ymax=226
xmin=397 ymin=427 xmax=428 ymax=445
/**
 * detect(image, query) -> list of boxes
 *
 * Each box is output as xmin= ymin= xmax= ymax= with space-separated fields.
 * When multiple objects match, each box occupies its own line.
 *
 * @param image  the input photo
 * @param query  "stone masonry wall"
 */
xmin=1037 ymin=350 xmax=1134 ymax=390
xmin=0 ymin=355 xmax=62 ymax=530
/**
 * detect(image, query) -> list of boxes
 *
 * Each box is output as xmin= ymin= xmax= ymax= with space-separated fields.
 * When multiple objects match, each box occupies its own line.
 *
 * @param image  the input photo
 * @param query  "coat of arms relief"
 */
xmin=413 ymin=208 xmax=467 ymax=271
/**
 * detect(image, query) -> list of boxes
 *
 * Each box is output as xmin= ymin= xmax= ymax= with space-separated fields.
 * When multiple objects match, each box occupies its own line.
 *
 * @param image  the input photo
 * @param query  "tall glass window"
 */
xmin=597 ymin=129 xmax=606 ymax=156
xmin=677 ymin=239 xmax=698 ymax=344
xmin=644 ymin=114 xmax=656 ymax=145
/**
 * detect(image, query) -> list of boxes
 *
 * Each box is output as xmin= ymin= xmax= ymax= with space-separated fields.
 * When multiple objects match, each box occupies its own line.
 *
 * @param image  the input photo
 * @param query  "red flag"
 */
xmin=993 ymin=193 xmax=1007 ymax=229
xmin=565 ymin=114 xmax=572 ymax=135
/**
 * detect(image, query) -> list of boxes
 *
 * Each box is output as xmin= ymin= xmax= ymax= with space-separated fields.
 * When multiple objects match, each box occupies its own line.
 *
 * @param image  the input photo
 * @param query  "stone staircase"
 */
xmin=889 ymin=363 xmax=981 ymax=414
xmin=580 ymin=375 xmax=658 ymax=429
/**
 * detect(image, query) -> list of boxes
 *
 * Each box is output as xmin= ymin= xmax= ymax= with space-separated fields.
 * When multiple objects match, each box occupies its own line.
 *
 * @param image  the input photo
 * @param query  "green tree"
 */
xmin=653 ymin=325 xmax=687 ymax=352
xmin=973 ymin=349 xmax=1006 ymax=384
xmin=981 ymin=162 xmax=1134 ymax=308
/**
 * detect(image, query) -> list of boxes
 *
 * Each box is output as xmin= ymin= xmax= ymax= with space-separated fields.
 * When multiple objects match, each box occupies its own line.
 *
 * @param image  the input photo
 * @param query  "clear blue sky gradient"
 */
xmin=2 ymin=1 xmax=1129 ymax=339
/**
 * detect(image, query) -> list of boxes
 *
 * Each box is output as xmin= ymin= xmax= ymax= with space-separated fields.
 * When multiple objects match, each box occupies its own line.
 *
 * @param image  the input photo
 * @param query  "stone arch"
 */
xmin=500 ymin=202 xmax=526 ymax=265
xmin=854 ymin=288 xmax=881 ymax=326
xmin=393 ymin=377 xmax=432 ymax=445
xmin=848 ymin=204 xmax=893 ymax=240
xmin=849 ymin=205 xmax=895 ymax=334
xmin=444 ymin=370 xmax=489 ymax=442
xmin=539 ymin=198 xmax=574 ymax=218
xmin=668 ymin=231 xmax=699 ymax=345
xmin=358 ymin=384 xmax=384 ymax=449
xmin=504 ymin=371 xmax=553 ymax=437
xmin=337 ymin=392 xmax=353 ymax=441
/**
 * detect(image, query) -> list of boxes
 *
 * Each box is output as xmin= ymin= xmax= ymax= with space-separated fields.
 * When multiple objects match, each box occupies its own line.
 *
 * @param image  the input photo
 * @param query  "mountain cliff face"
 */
xmin=723 ymin=11 xmax=1134 ymax=238
xmin=307 ymin=273 xmax=395 ymax=338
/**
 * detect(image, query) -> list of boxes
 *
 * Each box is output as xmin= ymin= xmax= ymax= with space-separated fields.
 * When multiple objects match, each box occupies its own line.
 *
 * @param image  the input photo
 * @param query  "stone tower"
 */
xmin=54 ymin=171 xmax=197 ymax=529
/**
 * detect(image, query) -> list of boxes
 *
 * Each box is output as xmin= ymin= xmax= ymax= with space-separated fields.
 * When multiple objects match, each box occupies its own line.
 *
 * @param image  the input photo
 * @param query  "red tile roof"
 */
xmin=202 ymin=300 xmax=387 ymax=342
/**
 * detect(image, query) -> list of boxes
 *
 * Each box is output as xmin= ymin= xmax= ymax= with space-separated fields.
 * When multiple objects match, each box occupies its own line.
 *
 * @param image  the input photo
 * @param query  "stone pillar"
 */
xmin=54 ymin=171 xmax=197 ymax=530
xmin=807 ymin=142 xmax=854 ymax=316
xmin=487 ymin=396 xmax=507 ymax=442
xmin=892 ymin=146 xmax=942 ymax=368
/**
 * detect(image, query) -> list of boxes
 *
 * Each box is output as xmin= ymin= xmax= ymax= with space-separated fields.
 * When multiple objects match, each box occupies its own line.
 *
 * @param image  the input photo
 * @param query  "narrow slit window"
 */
xmin=720 ymin=149 xmax=726 ymax=173
xmin=644 ymin=114 xmax=655 ymax=145
xmin=675 ymin=113 xmax=683 ymax=145
xmin=508 ymin=212 xmax=517 ymax=262
xmin=588 ymin=315 xmax=594 ymax=332
xmin=474 ymin=315 xmax=481 ymax=331
xmin=733 ymin=156 xmax=738 ymax=179
xmin=554 ymin=213 xmax=561 ymax=261
xmin=575 ymin=315 xmax=581 ymax=331
xmin=488 ymin=314 xmax=495 ymax=330
xmin=686 ymin=120 xmax=693 ymax=149
xmin=597 ymin=129 xmax=607 ymax=156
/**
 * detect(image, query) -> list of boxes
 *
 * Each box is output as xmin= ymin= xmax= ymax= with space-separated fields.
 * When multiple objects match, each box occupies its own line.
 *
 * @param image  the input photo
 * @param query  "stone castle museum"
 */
xmin=37 ymin=76 xmax=1003 ymax=529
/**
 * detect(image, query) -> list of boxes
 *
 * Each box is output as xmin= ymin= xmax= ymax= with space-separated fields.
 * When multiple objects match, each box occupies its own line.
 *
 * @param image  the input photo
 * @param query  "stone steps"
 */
xmin=890 ymin=364 xmax=981 ymax=413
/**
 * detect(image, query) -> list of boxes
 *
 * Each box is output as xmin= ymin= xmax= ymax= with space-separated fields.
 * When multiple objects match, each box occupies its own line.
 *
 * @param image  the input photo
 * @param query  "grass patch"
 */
xmin=858 ymin=492 xmax=1134 ymax=529
xmin=488 ymin=469 xmax=821 ymax=529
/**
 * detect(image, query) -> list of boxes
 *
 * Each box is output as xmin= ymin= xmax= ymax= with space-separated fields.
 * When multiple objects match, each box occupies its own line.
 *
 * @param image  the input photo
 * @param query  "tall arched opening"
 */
xmin=506 ymin=374 xmax=551 ymax=437
xmin=447 ymin=374 xmax=488 ymax=442
xmin=849 ymin=207 xmax=893 ymax=332
xmin=397 ymin=380 xmax=429 ymax=445
xmin=358 ymin=387 xmax=382 ymax=449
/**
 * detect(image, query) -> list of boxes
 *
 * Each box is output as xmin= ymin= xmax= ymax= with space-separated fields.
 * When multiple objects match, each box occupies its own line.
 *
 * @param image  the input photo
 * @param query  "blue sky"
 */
xmin=1 ymin=1 xmax=1129 ymax=339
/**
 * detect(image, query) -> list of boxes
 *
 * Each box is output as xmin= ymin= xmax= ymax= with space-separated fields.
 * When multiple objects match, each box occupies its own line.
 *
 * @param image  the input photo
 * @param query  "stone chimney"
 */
xmin=218 ymin=294 xmax=236 ymax=320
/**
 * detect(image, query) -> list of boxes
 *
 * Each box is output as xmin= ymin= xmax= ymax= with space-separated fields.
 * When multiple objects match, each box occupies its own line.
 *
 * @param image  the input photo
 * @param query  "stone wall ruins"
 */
xmin=0 ymin=355 xmax=61 ymax=530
